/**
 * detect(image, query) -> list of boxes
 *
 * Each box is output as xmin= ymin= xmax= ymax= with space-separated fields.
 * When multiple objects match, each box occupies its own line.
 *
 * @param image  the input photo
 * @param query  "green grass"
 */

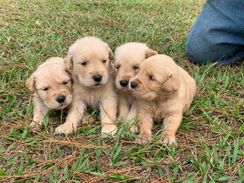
xmin=0 ymin=0 xmax=243 ymax=182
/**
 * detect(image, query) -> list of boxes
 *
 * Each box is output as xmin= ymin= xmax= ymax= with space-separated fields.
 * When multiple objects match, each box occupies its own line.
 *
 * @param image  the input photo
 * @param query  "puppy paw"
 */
xmin=101 ymin=124 xmax=117 ymax=138
xmin=130 ymin=125 xmax=139 ymax=134
xmin=55 ymin=123 xmax=77 ymax=135
xmin=81 ymin=113 xmax=90 ymax=124
xmin=162 ymin=134 xmax=176 ymax=145
xmin=29 ymin=121 xmax=42 ymax=130
xmin=135 ymin=135 xmax=152 ymax=144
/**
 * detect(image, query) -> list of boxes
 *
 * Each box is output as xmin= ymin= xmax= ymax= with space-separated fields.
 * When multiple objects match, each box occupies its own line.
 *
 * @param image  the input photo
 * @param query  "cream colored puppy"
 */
xmin=129 ymin=54 xmax=196 ymax=144
xmin=26 ymin=57 xmax=73 ymax=129
xmin=114 ymin=42 xmax=157 ymax=132
xmin=55 ymin=37 xmax=118 ymax=136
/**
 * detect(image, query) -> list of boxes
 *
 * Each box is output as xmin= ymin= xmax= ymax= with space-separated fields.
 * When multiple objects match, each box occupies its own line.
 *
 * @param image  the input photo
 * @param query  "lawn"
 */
xmin=0 ymin=0 xmax=243 ymax=182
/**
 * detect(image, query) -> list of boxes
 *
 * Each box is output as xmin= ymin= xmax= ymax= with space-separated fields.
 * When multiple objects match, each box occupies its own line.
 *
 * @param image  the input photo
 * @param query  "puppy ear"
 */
xmin=145 ymin=48 xmax=158 ymax=59
xmin=162 ymin=73 xmax=180 ymax=92
xmin=109 ymin=49 xmax=114 ymax=61
xmin=105 ymin=44 xmax=114 ymax=61
xmin=107 ymin=45 xmax=114 ymax=61
xmin=64 ymin=54 xmax=73 ymax=71
xmin=25 ymin=73 xmax=36 ymax=93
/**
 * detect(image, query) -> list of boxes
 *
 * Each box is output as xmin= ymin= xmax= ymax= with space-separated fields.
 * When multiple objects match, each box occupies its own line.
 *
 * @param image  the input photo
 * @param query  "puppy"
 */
xmin=114 ymin=42 xmax=157 ymax=132
xmin=26 ymin=57 xmax=73 ymax=129
xmin=55 ymin=36 xmax=118 ymax=137
xmin=129 ymin=54 xmax=196 ymax=144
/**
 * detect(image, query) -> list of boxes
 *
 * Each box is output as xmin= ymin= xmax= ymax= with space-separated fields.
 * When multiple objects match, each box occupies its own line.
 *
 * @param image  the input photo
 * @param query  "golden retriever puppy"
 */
xmin=55 ymin=36 xmax=118 ymax=137
xmin=129 ymin=54 xmax=196 ymax=144
xmin=26 ymin=57 xmax=73 ymax=129
xmin=114 ymin=42 xmax=157 ymax=132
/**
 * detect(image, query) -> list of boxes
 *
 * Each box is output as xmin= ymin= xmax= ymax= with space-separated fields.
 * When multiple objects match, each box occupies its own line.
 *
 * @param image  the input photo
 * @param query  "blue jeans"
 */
xmin=185 ymin=0 xmax=244 ymax=65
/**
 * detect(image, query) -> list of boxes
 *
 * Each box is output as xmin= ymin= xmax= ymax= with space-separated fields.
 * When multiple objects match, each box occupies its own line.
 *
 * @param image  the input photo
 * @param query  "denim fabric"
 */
xmin=185 ymin=0 xmax=244 ymax=65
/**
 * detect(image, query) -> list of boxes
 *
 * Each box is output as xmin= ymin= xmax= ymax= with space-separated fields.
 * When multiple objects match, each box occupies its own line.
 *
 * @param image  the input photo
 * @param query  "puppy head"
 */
xmin=114 ymin=42 xmax=157 ymax=92
xmin=64 ymin=36 xmax=114 ymax=88
xmin=129 ymin=54 xmax=180 ymax=100
xmin=26 ymin=57 xmax=73 ymax=109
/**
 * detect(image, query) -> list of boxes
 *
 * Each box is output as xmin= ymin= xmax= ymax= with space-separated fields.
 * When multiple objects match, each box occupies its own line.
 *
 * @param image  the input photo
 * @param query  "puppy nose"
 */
xmin=120 ymin=80 xmax=128 ymax=87
xmin=56 ymin=95 xmax=66 ymax=103
xmin=130 ymin=81 xmax=138 ymax=89
xmin=92 ymin=74 xmax=102 ymax=82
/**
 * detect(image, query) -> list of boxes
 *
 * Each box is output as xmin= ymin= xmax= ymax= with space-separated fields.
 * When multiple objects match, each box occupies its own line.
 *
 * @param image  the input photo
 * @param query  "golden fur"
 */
xmin=114 ymin=42 xmax=157 ymax=132
xmin=26 ymin=57 xmax=72 ymax=129
xmin=129 ymin=54 xmax=196 ymax=144
xmin=55 ymin=37 xmax=118 ymax=136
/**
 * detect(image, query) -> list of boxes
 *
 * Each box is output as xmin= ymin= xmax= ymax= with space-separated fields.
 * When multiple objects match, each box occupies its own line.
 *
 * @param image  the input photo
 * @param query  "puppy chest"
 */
xmin=152 ymin=102 xmax=175 ymax=119
xmin=124 ymin=95 xmax=136 ymax=107
xmin=83 ymin=93 xmax=102 ymax=108
xmin=73 ymin=90 xmax=100 ymax=108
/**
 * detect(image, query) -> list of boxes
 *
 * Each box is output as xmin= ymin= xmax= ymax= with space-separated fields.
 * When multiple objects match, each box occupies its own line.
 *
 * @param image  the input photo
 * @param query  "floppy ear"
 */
xmin=108 ymin=47 xmax=114 ymax=61
xmin=25 ymin=73 xmax=36 ymax=93
xmin=106 ymin=48 xmax=115 ymax=73
xmin=64 ymin=54 xmax=73 ymax=71
xmin=109 ymin=49 xmax=114 ymax=61
xmin=145 ymin=48 xmax=158 ymax=59
xmin=161 ymin=73 xmax=180 ymax=92
xmin=105 ymin=43 xmax=114 ymax=61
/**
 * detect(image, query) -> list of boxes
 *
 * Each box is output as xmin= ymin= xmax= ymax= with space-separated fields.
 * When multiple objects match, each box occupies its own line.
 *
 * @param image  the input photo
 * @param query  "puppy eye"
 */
xmin=43 ymin=87 xmax=49 ymax=91
xmin=102 ymin=59 xmax=107 ymax=64
xmin=115 ymin=64 xmax=120 ymax=70
xmin=80 ymin=62 xmax=87 ymax=66
xmin=133 ymin=65 xmax=139 ymax=70
xmin=62 ymin=81 xmax=69 ymax=85
xmin=149 ymin=74 xmax=154 ymax=81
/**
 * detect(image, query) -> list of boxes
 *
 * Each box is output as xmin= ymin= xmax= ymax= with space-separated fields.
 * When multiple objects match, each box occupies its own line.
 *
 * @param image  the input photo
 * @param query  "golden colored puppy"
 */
xmin=114 ymin=42 xmax=157 ymax=132
xmin=55 ymin=36 xmax=118 ymax=137
xmin=26 ymin=57 xmax=73 ymax=129
xmin=129 ymin=54 xmax=196 ymax=144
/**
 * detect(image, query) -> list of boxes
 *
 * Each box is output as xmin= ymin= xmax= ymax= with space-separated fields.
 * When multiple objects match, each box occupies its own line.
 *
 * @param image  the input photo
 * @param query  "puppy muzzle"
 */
xmin=130 ymin=80 xmax=138 ymax=90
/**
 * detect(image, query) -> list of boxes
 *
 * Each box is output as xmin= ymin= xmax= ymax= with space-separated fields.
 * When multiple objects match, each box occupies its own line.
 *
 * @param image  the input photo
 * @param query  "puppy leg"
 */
xmin=100 ymin=97 xmax=118 ymax=137
xmin=29 ymin=98 xmax=49 ymax=129
xmin=55 ymin=100 xmax=85 ymax=135
xmin=127 ymin=102 xmax=139 ymax=133
xmin=136 ymin=110 xmax=153 ymax=144
xmin=162 ymin=114 xmax=182 ymax=145
xmin=81 ymin=112 xmax=91 ymax=124
xmin=118 ymin=96 xmax=129 ymax=121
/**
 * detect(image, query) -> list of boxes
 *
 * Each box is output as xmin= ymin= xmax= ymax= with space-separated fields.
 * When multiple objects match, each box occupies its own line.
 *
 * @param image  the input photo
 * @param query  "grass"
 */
xmin=0 ymin=0 xmax=243 ymax=182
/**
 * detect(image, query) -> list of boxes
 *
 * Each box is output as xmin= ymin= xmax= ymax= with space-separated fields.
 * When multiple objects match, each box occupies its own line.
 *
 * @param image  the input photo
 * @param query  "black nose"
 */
xmin=56 ymin=95 xmax=66 ymax=103
xmin=92 ymin=74 xmax=102 ymax=82
xmin=130 ymin=81 xmax=138 ymax=89
xmin=120 ymin=80 xmax=128 ymax=87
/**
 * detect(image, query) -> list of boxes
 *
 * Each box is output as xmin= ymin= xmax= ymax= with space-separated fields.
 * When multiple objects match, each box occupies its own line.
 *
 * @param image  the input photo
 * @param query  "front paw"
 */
xmin=55 ymin=123 xmax=77 ymax=135
xmin=81 ymin=113 xmax=91 ymax=124
xmin=162 ymin=134 xmax=176 ymax=145
xmin=101 ymin=124 xmax=117 ymax=138
xmin=136 ymin=134 xmax=152 ymax=144
xmin=130 ymin=125 xmax=139 ymax=134
xmin=29 ymin=121 xmax=42 ymax=130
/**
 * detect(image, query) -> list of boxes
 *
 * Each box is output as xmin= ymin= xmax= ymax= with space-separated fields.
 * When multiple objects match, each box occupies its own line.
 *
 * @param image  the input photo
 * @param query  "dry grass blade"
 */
xmin=0 ymin=151 xmax=77 ymax=182
xmin=83 ymin=167 xmax=143 ymax=183
xmin=43 ymin=139 xmax=112 ymax=149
